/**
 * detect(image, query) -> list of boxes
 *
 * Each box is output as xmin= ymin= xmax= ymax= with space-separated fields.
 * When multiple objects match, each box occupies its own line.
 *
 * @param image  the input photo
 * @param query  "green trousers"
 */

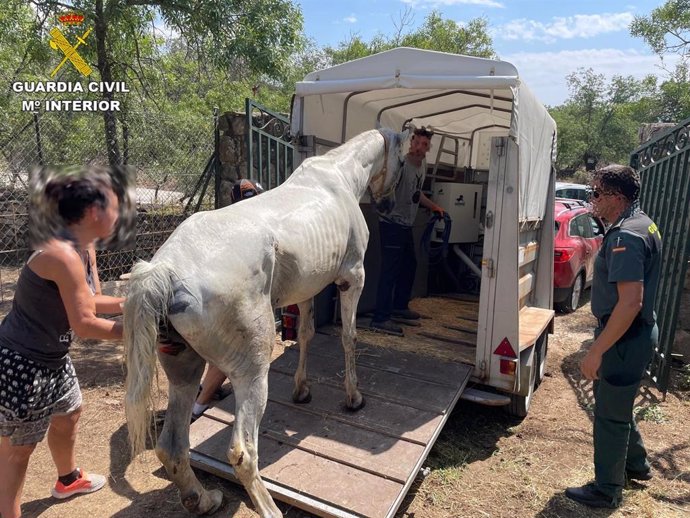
xmin=593 ymin=320 xmax=657 ymax=498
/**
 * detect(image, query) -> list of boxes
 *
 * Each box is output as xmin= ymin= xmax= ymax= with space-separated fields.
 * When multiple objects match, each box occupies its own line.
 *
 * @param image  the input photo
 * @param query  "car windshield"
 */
xmin=555 ymin=187 xmax=589 ymax=202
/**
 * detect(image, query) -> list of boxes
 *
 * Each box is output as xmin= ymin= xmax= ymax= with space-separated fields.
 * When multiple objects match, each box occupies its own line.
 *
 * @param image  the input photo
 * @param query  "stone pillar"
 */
xmin=217 ymin=112 xmax=248 ymax=208
xmin=638 ymin=123 xmax=677 ymax=145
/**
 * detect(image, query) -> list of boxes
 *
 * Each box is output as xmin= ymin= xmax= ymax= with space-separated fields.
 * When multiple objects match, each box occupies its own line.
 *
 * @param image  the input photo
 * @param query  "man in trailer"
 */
xmin=370 ymin=127 xmax=445 ymax=335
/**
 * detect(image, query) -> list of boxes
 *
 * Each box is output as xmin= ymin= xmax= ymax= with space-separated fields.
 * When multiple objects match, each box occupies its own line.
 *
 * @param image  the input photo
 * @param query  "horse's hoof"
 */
xmin=203 ymin=489 xmax=223 ymax=515
xmin=345 ymin=396 xmax=366 ymax=412
xmin=292 ymin=391 xmax=312 ymax=404
xmin=181 ymin=490 xmax=201 ymax=513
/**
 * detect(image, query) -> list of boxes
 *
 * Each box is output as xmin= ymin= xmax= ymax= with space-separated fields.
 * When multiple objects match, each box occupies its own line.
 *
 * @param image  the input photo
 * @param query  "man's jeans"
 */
xmin=373 ymin=221 xmax=416 ymax=322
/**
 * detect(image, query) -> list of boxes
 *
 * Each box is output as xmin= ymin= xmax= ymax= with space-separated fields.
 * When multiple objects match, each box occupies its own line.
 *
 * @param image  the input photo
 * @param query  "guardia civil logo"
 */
xmin=49 ymin=12 xmax=92 ymax=77
xmin=12 ymin=11 xmax=128 ymax=113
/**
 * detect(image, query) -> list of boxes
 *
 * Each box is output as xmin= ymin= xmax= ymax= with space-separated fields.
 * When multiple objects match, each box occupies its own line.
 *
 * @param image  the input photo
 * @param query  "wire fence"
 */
xmin=0 ymin=107 xmax=216 ymax=302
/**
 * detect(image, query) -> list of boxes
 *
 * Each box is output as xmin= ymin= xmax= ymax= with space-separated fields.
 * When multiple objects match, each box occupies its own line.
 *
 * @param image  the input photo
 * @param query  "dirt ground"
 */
xmin=7 ymin=295 xmax=690 ymax=518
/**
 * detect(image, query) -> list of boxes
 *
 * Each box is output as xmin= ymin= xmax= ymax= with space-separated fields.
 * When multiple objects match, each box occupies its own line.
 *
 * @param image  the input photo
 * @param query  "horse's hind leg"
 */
xmin=292 ymin=298 xmax=315 ymax=404
xmin=228 ymin=307 xmax=282 ymax=518
xmin=337 ymin=266 xmax=365 ymax=410
xmin=156 ymin=344 xmax=223 ymax=515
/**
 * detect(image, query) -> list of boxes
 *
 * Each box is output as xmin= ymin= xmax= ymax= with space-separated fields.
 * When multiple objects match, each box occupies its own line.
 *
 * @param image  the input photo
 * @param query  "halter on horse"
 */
xmin=123 ymin=128 xmax=408 ymax=517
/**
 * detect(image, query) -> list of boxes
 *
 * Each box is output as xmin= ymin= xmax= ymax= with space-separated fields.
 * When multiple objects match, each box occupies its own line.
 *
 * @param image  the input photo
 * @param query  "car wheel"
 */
xmin=555 ymin=272 xmax=584 ymax=313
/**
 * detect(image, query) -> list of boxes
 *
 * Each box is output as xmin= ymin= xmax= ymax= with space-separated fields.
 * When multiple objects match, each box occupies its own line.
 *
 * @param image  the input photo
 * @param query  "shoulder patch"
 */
xmin=648 ymin=222 xmax=661 ymax=239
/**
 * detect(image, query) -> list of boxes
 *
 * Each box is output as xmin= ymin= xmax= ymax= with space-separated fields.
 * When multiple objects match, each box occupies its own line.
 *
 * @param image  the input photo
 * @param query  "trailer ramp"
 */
xmin=190 ymin=332 xmax=472 ymax=518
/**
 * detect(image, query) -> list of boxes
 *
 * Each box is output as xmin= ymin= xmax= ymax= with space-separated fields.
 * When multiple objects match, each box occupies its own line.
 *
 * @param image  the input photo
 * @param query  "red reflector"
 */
xmin=282 ymin=316 xmax=296 ymax=328
xmin=493 ymin=337 xmax=517 ymax=358
xmin=554 ymin=248 xmax=575 ymax=262
xmin=500 ymin=358 xmax=517 ymax=376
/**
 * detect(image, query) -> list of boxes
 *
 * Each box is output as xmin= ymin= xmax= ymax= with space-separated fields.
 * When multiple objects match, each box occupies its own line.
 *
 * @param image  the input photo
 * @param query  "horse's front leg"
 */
xmin=156 ymin=344 xmax=223 ymax=515
xmin=337 ymin=266 xmax=365 ymax=410
xmin=292 ymin=298 xmax=315 ymax=404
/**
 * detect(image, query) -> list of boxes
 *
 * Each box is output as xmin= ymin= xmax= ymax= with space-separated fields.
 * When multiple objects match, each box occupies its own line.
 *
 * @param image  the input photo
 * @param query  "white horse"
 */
xmin=123 ymin=127 xmax=408 ymax=517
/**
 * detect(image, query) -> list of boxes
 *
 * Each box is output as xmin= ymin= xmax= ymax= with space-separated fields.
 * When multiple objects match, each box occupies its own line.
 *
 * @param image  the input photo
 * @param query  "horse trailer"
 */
xmin=290 ymin=47 xmax=556 ymax=416
xmin=190 ymin=47 xmax=557 ymax=518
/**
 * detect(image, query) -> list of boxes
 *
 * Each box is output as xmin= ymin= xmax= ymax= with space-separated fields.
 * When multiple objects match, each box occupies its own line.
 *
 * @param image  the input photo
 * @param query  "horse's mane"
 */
xmin=322 ymin=129 xmax=380 ymax=158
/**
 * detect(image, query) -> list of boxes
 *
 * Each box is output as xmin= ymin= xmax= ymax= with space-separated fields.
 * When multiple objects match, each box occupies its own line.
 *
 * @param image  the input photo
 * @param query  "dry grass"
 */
xmin=10 ymin=296 xmax=690 ymax=518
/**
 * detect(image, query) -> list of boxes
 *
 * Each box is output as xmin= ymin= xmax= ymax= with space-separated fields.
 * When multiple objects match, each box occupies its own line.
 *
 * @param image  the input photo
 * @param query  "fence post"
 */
xmin=213 ymin=106 xmax=221 ymax=209
xmin=32 ymin=112 xmax=44 ymax=166
xmin=245 ymin=97 xmax=252 ymax=180
xmin=122 ymin=123 xmax=129 ymax=166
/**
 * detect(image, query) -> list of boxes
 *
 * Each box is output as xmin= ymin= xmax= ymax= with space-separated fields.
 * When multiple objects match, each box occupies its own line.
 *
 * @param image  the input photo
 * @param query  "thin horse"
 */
xmin=123 ymin=128 xmax=408 ymax=517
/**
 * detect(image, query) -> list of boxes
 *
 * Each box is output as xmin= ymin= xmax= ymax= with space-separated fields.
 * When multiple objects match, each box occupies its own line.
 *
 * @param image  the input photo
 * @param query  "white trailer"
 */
xmin=290 ymin=47 xmax=557 ymax=416
xmin=191 ymin=47 xmax=557 ymax=518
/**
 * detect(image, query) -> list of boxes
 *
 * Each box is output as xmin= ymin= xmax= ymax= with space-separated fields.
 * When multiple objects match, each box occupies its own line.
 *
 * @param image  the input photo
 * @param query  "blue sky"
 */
xmin=295 ymin=0 xmax=674 ymax=106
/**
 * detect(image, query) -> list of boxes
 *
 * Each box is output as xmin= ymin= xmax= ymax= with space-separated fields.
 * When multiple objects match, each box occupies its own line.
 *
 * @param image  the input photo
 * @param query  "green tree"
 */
xmin=550 ymin=68 xmax=658 ymax=172
xmin=630 ymin=0 xmax=690 ymax=57
xmin=0 ymin=1 xmax=52 ymax=131
xmin=630 ymin=0 xmax=690 ymax=121
xmin=17 ymin=0 xmax=303 ymax=165
xmin=657 ymin=62 xmax=690 ymax=120
xmin=325 ymin=10 xmax=495 ymax=66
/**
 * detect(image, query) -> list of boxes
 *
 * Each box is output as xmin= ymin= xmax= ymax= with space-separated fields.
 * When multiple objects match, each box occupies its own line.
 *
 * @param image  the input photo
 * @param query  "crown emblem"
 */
xmin=58 ymin=13 xmax=84 ymax=25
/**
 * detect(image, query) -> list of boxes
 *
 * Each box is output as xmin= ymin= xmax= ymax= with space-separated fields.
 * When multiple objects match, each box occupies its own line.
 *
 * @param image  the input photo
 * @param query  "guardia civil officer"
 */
xmin=565 ymin=164 xmax=662 ymax=509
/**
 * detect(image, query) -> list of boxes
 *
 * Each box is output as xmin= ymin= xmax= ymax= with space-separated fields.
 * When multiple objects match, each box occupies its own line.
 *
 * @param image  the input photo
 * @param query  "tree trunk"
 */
xmin=95 ymin=0 xmax=121 ymax=166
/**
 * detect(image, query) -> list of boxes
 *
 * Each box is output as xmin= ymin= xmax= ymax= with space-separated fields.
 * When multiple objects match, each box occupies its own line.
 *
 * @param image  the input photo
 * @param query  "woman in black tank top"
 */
xmin=0 ymin=166 xmax=133 ymax=518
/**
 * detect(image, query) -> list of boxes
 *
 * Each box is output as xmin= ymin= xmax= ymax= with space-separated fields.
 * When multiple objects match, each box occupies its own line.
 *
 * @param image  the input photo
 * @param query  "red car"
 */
xmin=553 ymin=199 xmax=606 ymax=313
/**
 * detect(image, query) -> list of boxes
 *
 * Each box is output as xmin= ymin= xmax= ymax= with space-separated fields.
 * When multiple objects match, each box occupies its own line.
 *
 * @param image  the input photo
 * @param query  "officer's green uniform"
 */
xmin=590 ymin=202 xmax=662 ymax=500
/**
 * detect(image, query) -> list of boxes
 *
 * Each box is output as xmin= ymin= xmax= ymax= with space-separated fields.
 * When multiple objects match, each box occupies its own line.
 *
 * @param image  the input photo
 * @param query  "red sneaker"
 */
xmin=51 ymin=468 xmax=106 ymax=499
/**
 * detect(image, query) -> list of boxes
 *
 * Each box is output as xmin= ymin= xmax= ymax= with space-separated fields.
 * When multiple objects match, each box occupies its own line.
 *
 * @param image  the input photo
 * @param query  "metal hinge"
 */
xmin=486 ymin=210 xmax=494 ymax=228
xmin=482 ymin=258 xmax=495 ymax=278
xmin=495 ymin=138 xmax=505 ymax=157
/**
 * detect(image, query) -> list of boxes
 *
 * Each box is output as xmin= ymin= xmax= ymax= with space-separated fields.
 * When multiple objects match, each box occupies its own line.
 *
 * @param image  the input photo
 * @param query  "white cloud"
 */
xmin=501 ymin=48 xmax=679 ymax=106
xmin=402 ymin=0 xmax=505 ymax=8
xmin=343 ymin=15 xmax=358 ymax=23
xmin=495 ymin=12 xmax=634 ymax=43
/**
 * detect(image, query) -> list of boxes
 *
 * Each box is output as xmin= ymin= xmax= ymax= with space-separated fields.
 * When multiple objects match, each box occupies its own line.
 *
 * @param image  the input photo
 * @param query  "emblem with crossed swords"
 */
xmin=49 ymin=26 xmax=93 ymax=77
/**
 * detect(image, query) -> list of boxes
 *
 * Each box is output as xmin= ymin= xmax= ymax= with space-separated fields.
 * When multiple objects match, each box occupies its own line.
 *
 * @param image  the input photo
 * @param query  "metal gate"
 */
xmin=630 ymin=119 xmax=690 ymax=393
xmin=246 ymin=99 xmax=295 ymax=189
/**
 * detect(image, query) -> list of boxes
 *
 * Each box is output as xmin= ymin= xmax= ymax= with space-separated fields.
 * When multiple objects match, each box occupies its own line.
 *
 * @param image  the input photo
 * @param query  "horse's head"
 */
xmin=368 ymin=127 xmax=409 ymax=213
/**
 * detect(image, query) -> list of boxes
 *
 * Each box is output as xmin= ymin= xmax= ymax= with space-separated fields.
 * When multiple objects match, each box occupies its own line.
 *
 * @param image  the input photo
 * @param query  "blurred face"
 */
xmin=590 ymin=181 xmax=624 ymax=222
xmin=408 ymin=134 xmax=431 ymax=164
xmin=94 ymin=189 xmax=119 ymax=238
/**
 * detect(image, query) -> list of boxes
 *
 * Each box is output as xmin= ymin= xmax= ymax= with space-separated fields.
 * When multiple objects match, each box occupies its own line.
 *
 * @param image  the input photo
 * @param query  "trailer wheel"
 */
xmin=505 ymin=354 xmax=537 ymax=418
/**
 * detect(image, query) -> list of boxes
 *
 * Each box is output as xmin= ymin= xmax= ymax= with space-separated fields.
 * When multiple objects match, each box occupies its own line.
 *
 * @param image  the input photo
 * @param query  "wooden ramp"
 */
xmin=189 ymin=331 xmax=473 ymax=518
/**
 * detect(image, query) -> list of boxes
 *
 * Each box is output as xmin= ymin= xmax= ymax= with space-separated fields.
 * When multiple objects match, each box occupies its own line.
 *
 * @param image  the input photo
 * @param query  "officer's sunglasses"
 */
xmin=590 ymin=189 xmax=617 ymax=199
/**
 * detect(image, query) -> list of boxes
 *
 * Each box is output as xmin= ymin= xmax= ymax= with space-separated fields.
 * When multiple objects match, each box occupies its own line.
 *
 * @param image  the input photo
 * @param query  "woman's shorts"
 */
xmin=0 ymin=346 xmax=82 ymax=446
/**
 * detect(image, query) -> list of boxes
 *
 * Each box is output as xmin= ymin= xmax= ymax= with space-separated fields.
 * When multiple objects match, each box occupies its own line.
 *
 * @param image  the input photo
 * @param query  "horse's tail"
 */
xmin=123 ymin=260 xmax=174 ymax=457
